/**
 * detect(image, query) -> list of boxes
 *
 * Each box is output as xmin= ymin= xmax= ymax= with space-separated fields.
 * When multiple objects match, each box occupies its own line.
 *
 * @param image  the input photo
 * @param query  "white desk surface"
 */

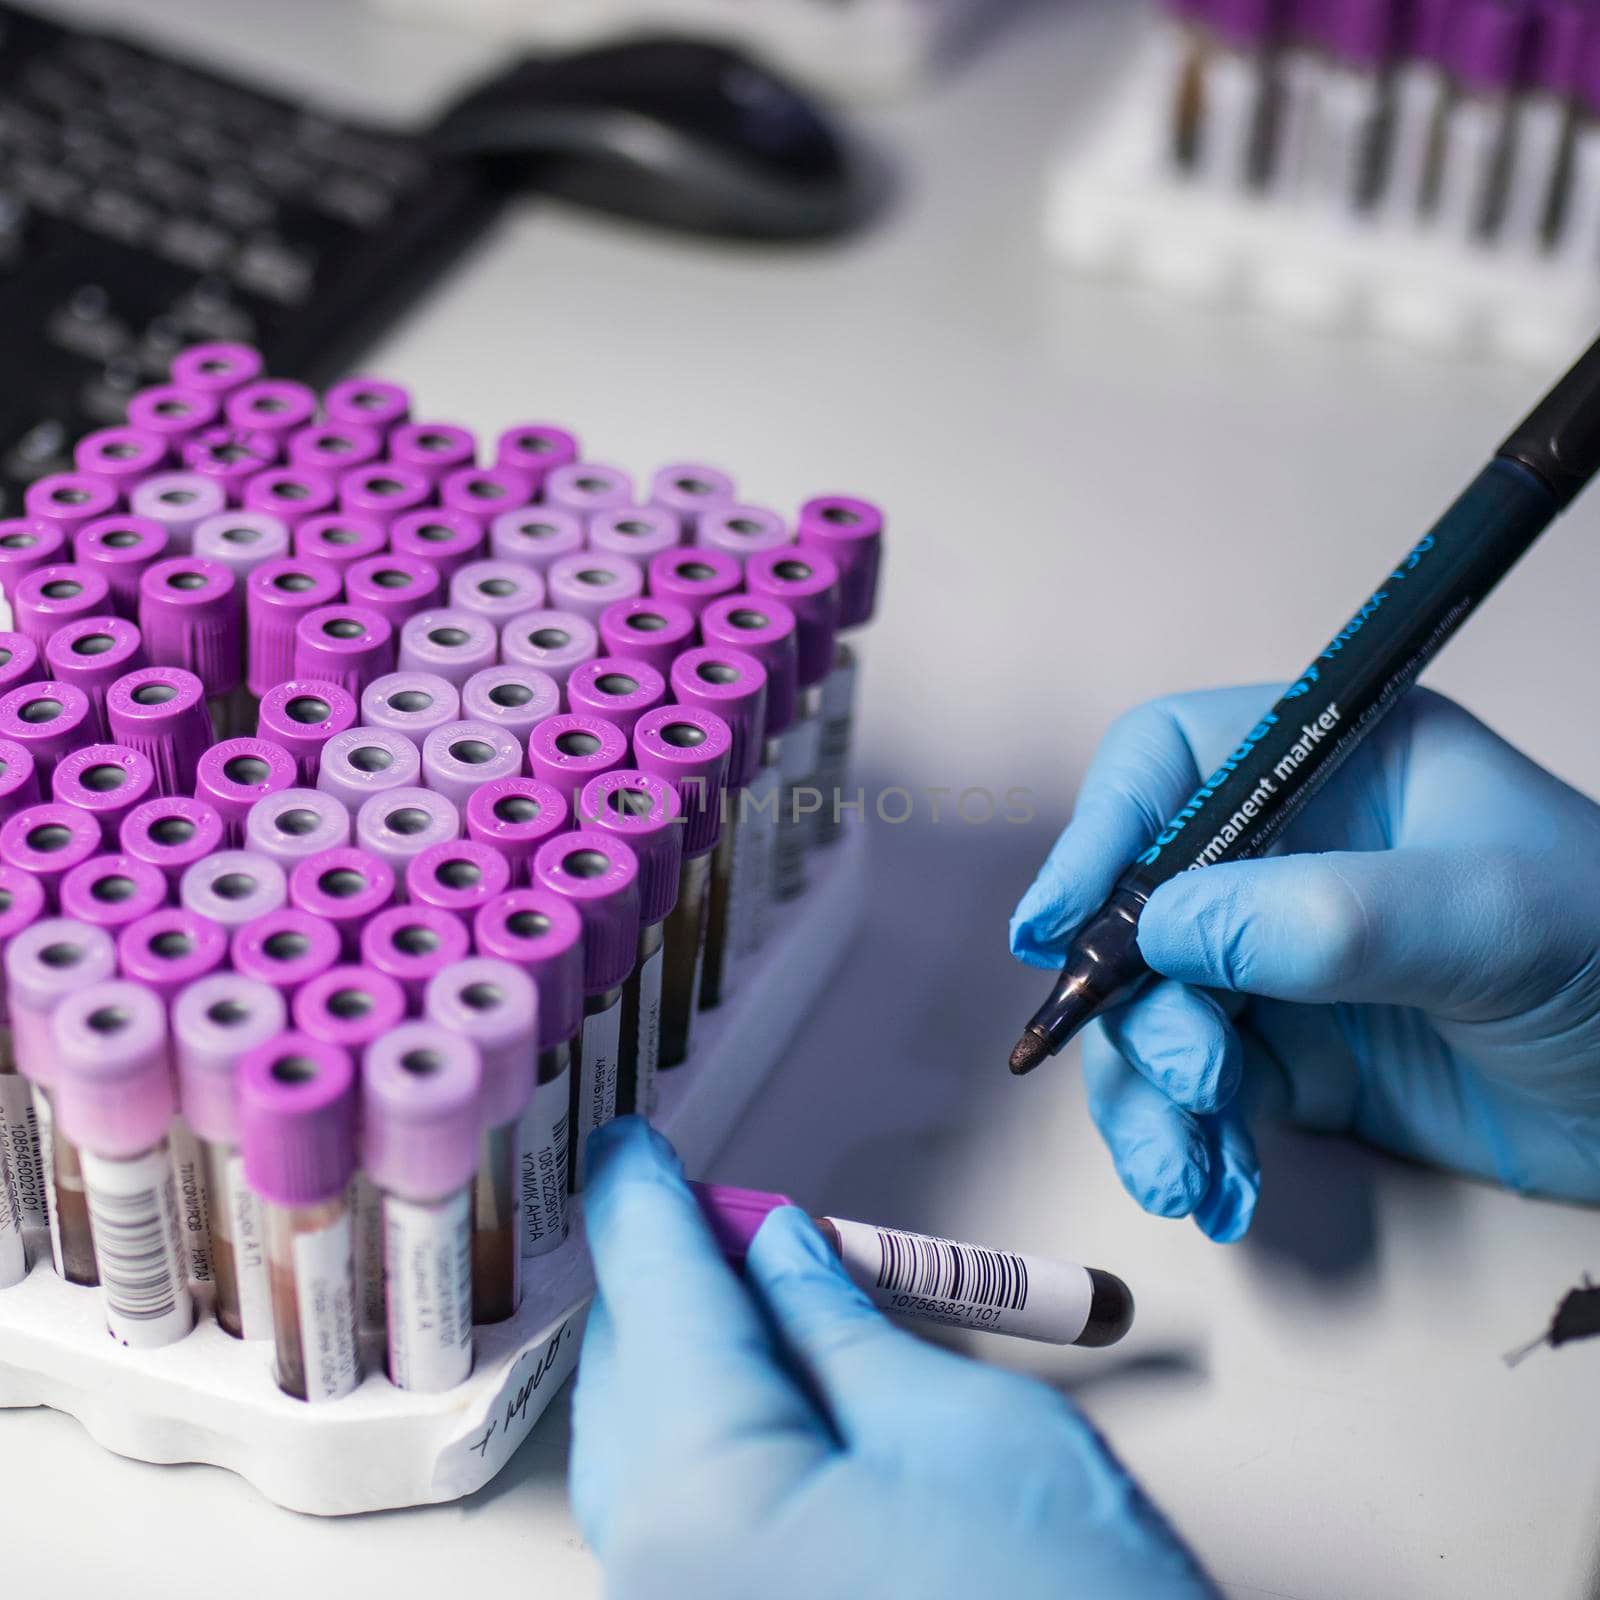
xmin=6 ymin=3 xmax=1600 ymax=1597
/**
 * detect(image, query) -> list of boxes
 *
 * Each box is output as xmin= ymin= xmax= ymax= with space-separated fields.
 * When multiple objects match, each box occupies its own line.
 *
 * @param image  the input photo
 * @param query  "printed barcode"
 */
xmin=873 ymin=1228 xmax=1029 ymax=1312
xmin=88 ymin=1183 xmax=180 ymax=1321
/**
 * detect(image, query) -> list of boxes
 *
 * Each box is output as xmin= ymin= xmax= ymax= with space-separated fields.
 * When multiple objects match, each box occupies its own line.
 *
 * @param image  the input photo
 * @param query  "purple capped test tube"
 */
xmin=292 ymin=604 xmax=395 ymax=700
xmin=439 ymin=465 xmax=534 ymax=526
xmin=0 ymin=520 xmax=67 ymax=603
xmin=526 ymin=712 xmax=627 ymax=804
xmin=44 ymin=616 xmax=147 ymax=723
xmin=544 ymin=463 xmax=635 ymax=521
xmin=119 ymin=796 xmax=226 ymax=890
xmin=389 ymin=422 xmax=476 ymax=488
xmin=231 ymin=908 xmax=341 ymax=1003
xmin=139 ymin=555 xmax=242 ymax=707
xmin=355 ymin=787 xmax=460 ymax=875
xmin=74 ymin=516 xmax=169 ymax=616
xmin=421 ymin=720 xmax=524 ymax=810
xmin=58 ymin=853 xmax=167 ymax=933
xmin=530 ymin=829 xmax=640 ymax=1188
xmin=460 ymin=665 xmax=560 ymax=742
xmin=129 ymin=472 xmax=227 ymax=554
xmin=246 ymin=556 xmax=344 ymax=699
xmin=191 ymin=510 xmax=291 ymax=587
xmin=339 ymin=462 xmax=433 ymax=531
xmin=287 ymin=423 xmax=384 ymax=486
xmin=390 ymin=508 xmax=486 ymax=585
xmin=295 ymin=513 xmax=386 ymax=577
xmin=243 ymin=467 xmax=338 ymax=534
xmin=105 ymin=665 xmax=211 ymax=795
xmin=127 ymin=385 xmax=220 ymax=452
xmin=290 ymin=847 xmax=397 ymax=959
xmin=360 ymin=670 xmax=459 ymax=749
xmin=0 ymin=865 xmax=46 ymax=1231
xmin=597 ymin=597 xmax=697 ymax=680
xmin=405 ymin=839 xmax=511 ymax=926
xmin=245 ymin=787 xmax=352 ymax=866
xmin=316 ymin=727 xmax=423 ymax=814
xmin=360 ymin=904 xmax=471 ymax=1010
xmin=344 ymin=554 xmax=442 ymax=635
xmin=464 ymin=776 xmax=569 ymax=885
xmin=579 ymin=768 xmax=682 ymax=1117
xmin=293 ymin=964 xmax=408 ymax=1053
xmin=590 ymin=505 xmax=683 ymax=565
xmin=448 ymin=559 xmax=544 ymax=628
xmin=547 ymin=551 xmax=645 ymax=625
xmin=14 ymin=563 xmax=112 ymax=651
xmin=495 ymin=424 xmax=579 ymax=496
xmin=797 ymin=495 xmax=882 ymax=630
xmin=1 ymin=802 xmax=100 ymax=907
xmin=500 ymin=607 xmax=599 ymax=696
xmin=52 ymin=743 xmax=156 ymax=846
xmin=489 ymin=504 xmax=584 ymax=576
xmin=181 ymin=427 xmax=279 ymax=502
xmin=324 ymin=377 xmax=410 ymax=437
xmin=396 ymin=608 xmax=497 ymax=688
xmin=701 ymin=593 xmax=798 ymax=741
xmin=180 ymin=849 xmax=288 ymax=930
xmin=118 ymin=906 xmax=227 ymax=1004
xmin=699 ymin=504 xmax=792 ymax=567
xmin=24 ymin=473 xmax=120 ymax=542
xmin=0 ymin=634 xmax=38 ymax=700
xmin=195 ymin=737 xmax=298 ymax=846
xmin=567 ymin=656 xmax=668 ymax=743
xmin=648 ymin=547 xmax=741 ymax=621
xmin=257 ymin=680 xmax=359 ymax=785
xmin=225 ymin=379 xmax=318 ymax=446
xmin=0 ymin=738 xmax=39 ymax=820
xmin=0 ymin=680 xmax=97 ymax=778
xmin=170 ymin=342 xmax=265 ymax=399
xmin=75 ymin=427 xmax=169 ymax=498
xmin=649 ymin=463 xmax=736 ymax=539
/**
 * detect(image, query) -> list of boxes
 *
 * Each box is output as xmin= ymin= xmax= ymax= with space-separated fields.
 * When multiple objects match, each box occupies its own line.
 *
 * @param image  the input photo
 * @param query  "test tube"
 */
xmin=7 ymin=918 xmax=116 ymax=1284
xmin=292 ymin=604 xmax=396 ymax=700
xmin=0 ymin=803 xmax=101 ymax=909
xmin=323 ymin=376 xmax=411 ymax=438
xmin=566 ymin=656 xmax=669 ymax=743
xmin=14 ymin=563 xmax=113 ymax=650
xmin=1552 ymin=10 xmax=1600 ymax=265
xmin=632 ymin=707 xmax=731 ymax=1069
xmin=116 ymin=908 xmax=228 ymax=1007
xmin=579 ymin=770 xmax=681 ymax=1120
xmin=396 ymin=608 xmax=498 ymax=689
xmin=0 ymin=737 xmax=37 ymax=820
xmin=225 ymin=379 xmax=319 ymax=446
xmin=670 ymin=646 xmax=768 ymax=1010
xmin=1296 ymin=0 xmax=1396 ymax=216
xmin=1431 ymin=0 xmax=1527 ymax=243
xmin=471 ymin=889 xmax=582 ymax=1257
xmin=355 ymin=787 xmax=461 ymax=875
xmin=448 ymin=559 xmax=545 ymax=629
xmin=495 ymin=423 xmax=579 ymax=495
xmin=362 ymin=1023 xmax=480 ymax=1388
xmin=1192 ymin=0 xmax=1277 ymax=192
xmin=388 ymin=421 xmax=476 ymax=489
xmin=53 ymin=980 xmax=194 ymax=1346
xmin=360 ymin=671 xmax=460 ymax=751
xmin=0 ymin=521 xmax=67 ymax=617
xmin=589 ymin=506 xmax=682 ymax=567
xmin=128 ymin=472 xmax=228 ymax=554
xmin=45 ymin=617 xmax=148 ymax=725
xmin=439 ymin=464 xmax=534 ymax=524
xmin=526 ymin=712 xmax=628 ymax=805
xmin=464 ymin=776 xmax=570 ymax=885
xmin=245 ymin=555 xmax=343 ymax=701
xmin=316 ymin=727 xmax=423 ymax=815
xmin=119 ymin=796 xmax=227 ymax=890
xmin=73 ymin=517 xmax=168 ymax=618
xmin=0 ymin=866 xmax=46 ymax=1236
xmin=500 ymin=608 xmax=599 ymax=698
xmin=647 ymin=547 xmax=742 ymax=621
xmin=231 ymin=907 xmax=341 ymax=1002
xmin=244 ymin=787 xmax=352 ymax=866
xmin=75 ymin=426 xmax=169 ymax=498
xmin=697 ymin=504 xmax=791 ymax=567
xmin=170 ymin=341 xmax=265 ymax=400
xmin=543 ymin=462 xmax=635 ymax=521
xmin=460 ymin=665 xmax=561 ymax=744
xmin=288 ymin=424 xmax=384 ymax=486
xmin=405 ymin=839 xmax=512 ymax=927
xmin=237 ymin=1033 xmax=362 ymax=1402
xmin=531 ymin=830 xmax=640 ymax=1190
xmin=23 ymin=474 xmax=120 ymax=543
xmin=181 ymin=426 xmax=279 ymax=503
xmin=53 ymin=743 xmax=156 ymax=847
xmin=138 ymin=555 xmax=243 ymax=733
xmin=289 ymin=846 xmax=397 ymax=958
xmin=180 ymin=849 xmax=288 ymax=932
xmin=345 ymin=555 xmax=444 ymax=637
xmin=339 ymin=463 xmax=433 ymax=532
xmin=195 ymin=737 xmax=298 ymax=847
xmin=489 ymin=505 xmax=583 ymax=576
xmin=649 ymin=462 xmax=735 ymax=539
xmin=256 ymin=679 xmax=359 ymax=785
xmin=126 ymin=386 xmax=220 ymax=454
xmin=190 ymin=510 xmax=291 ymax=590
xmin=692 ymin=1183 xmax=1135 ymax=1348
xmin=172 ymin=972 xmax=285 ymax=1339
xmin=0 ymin=680 xmax=97 ymax=777
xmin=0 ymin=633 xmax=40 ymax=701
xmin=294 ymin=513 xmax=387 ymax=578
xmin=360 ymin=904 xmax=471 ymax=1010
xmin=597 ymin=597 xmax=698 ymax=679
xmin=390 ymin=509 xmax=487 ymax=587
xmin=58 ymin=854 xmax=168 ymax=936
xmin=425 ymin=958 xmax=538 ymax=1324
xmin=421 ymin=720 xmax=524 ymax=811
xmin=105 ymin=665 xmax=213 ymax=796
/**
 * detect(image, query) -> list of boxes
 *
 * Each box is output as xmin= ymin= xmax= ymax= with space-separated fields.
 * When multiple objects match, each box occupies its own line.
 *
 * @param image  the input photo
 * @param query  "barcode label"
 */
xmin=635 ymin=943 xmax=664 ymax=1119
xmin=80 ymin=1145 xmax=193 ymax=1348
xmin=0 ymin=1072 xmax=45 ymax=1227
xmin=828 ymin=1217 xmax=1093 ymax=1346
xmin=291 ymin=1208 xmax=361 ymax=1403
xmin=0 ymin=1139 xmax=23 ymax=1287
xmin=572 ymin=1002 xmax=620 ymax=1191
xmin=223 ymin=1151 xmax=273 ymax=1341
xmin=731 ymin=763 xmax=779 ymax=961
xmin=520 ymin=1070 xmax=570 ymax=1258
xmin=384 ymin=1189 xmax=473 ymax=1394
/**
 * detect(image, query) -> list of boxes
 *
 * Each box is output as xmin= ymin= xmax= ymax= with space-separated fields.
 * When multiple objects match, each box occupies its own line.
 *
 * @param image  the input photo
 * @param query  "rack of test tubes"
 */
xmin=0 ymin=342 xmax=883 ymax=1515
xmin=1046 ymin=0 xmax=1600 ymax=364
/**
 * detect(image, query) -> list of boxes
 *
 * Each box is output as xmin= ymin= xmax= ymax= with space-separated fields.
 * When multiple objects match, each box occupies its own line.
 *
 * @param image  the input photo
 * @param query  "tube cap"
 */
xmin=344 ymin=554 xmax=443 ymax=634
xmin=0 ymin=680 xmax=96 ymax=780
xmin=294 ymin=513 xmax=387 ymax=576
xmin=388 ymin=421 xmax=476 ymax=488
xmin=256 ymin=679 xmax=359 ymax=785
xmin=360 ymin=903 xmax=471 ymax=1008
xmin=590 ymin=505 xmax=683 ymax=564
xmin=119 ymin=796 xmax=226 ymax=887
xmin=690 ymin=1181 xmax=792 ymax=1266
xmin=0 ymin=519 xmax=67 ymax=599
xmin=548 ymin=552 xmax=645 ymax=624
xmin=139 ymin=555 xmax=241 ymax=692
xmin=526 ymin=712 xmax=628 ymax=802
xmin=195 ymin=737 xmax=298 ymax=845
xmin=566 ymin=656 xmax=668 ymax=742
xmin=180 ymin=426 xmax=279 ymax=499
xmin=323 ymin=377 xmax=410 ymax=437
xmin=422 ymin=719 xmax=524 ymax=810
xmin=105 ymin=665 xmax=210 ymax=795
xmin=0 ymin=737 xmax=38 ymax=820
xmin=360 ymin=671 xmax=460 ymax=748
xmin=649 ymin=463 xmax=736 ymax=535
xmin=449 ymin=558 xmax=545 ymax=627
xmin=338 ymin=462 xmax=432 ymax=530
xmin=1449 ymin=0 xmax=1527 ymax=92
xmin=0 ymin=633 xmax=39 ymax=698
xmin=578 ymin=770 xmax=682 ymax=925
xmin=489 ymin=505 xmax=584 ymax=575
xmin=58 ymin=853 xmax=167 ymax=932
xmin=173 ymin=971 xmax=287 ymax=1145
xmin=244 ymin=788 xmax=352 ymax=865
xmin=246 ymin=555 xmax=343 ymax=698
xmin=53 ymin=743 xmax=154 ymax=845
xmin=7 ymin=917 xmax=117 ymax=1085
xmin=315 ymin=726 xmax=423 ymax=813
xmin=460 ymin=665 xmax=561 ymax=742
xmin=531 ymin=830 xmax=640 ymax=996
xmin=73 ymin=516 xmax=168 ymax=616
xmin=390 ymin=508 xmax=487 ymax=585
xmin=597 ymin=597 xmax=697 ymax=679
xmin=796 ymin=495 xmax=882 ymax=630
xmin=745 ymin=548 xmax=840 ymax=688
xmin=14 ymin=563 xmax=112 ymax=651
xmin=75 ymin=427 xmax=169 ymax=495
xmin=355 ymin=787 xmax=460 ymax=873
xmin=287 ymin=423 xmax=384 ymax=485
xmin=52 ymin=980 xmax=172 ymax=1160
xmin=191 ymin=510 xmax=291 ymax=584
xmin=698 ymin=504 xmax=791 ymax=567
xmin=671 ymin=646 xmax=768 ymax=790
xmin=0 ymin=862 xmax=47 ymax=986
xmin=464 ymin=776 xmax=569 ymax=884
xmin=495 ymin=424 xmax=579 ymax=493
xmin=292 ymin=964 xmax=408 ymax=1054
xmin=238 ymin=1032 xmax=357 ymax=1208
xmin=24 ymin=473 xmax=120 ymax=542
xmin=439 ymin=464 xmax=533 ymax=524
xmin=230 ymin=907 xmax=341 ymax=1002
xmin=543 ymin=462 xmax=635 ymax=520
xmin=648 ymin=547 xmax=741 ymax=620
xmin=225 ymin=379 xmax=318 ymax=444
xmin=1528 ymin=0 xmax=1586 ymax=95
xmin=471 ymin=890 xmax=583 ymax=1049
xmin=362 ymin=1023 xmax=484 ymax=1202
xmin=180 ymin=849 xmax=288 ymax=930
xmin=290 ymin=846 xmax=396 ymax=957
xmin=500 ymin=608 xmax=598 ymax=690
xmin=43 ymin=618 xmax=146 ymax=718
xmin=242 ymin=467 xmax=337 ymax=533
xmin=699 ymin=595 xmax=797 ymax=738
xmin=170 ymin=342 xmax=264 ymax=400
xmin=292 ymin=603 xmax=395 ymax=699
xmin=0 ymin=802 xmax=100 ymax=906
xmin=128 ymin=472 xmax=228 ymax=553
xmin=117 ymin=907 xmax=228 ymax=1006
xmin=424 ymin=957 xmax=537 ymax=1130
xmin=396 ymin=608 xmax=498 ymax=688
xmin=632 ymin=704 xmax=732 ymax=857
xmin=127 ymin=385 xmax=220 ymax=451
xmin=405 ymin=839 xmax=512 ymax=923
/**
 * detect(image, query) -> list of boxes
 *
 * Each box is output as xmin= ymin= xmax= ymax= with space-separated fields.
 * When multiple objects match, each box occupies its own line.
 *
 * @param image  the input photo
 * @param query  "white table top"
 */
xmin=6 ymin=4 xmax=1600 ymax=1597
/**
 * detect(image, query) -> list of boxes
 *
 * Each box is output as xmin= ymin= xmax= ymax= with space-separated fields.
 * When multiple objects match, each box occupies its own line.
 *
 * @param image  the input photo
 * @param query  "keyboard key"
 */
xmin=233 ymin=236 xmax=314 ymax=305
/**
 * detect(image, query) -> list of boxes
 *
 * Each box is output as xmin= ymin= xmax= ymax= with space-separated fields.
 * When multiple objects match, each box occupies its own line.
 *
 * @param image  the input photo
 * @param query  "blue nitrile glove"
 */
xmin=1011 ymin=684 xmax=1600 ymax=1242
xmin=571 ymin=1118 xmax=1215 ymax=1600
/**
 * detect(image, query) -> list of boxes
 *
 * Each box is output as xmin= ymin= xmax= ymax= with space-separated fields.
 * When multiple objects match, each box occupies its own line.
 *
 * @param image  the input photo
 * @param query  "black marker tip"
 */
xmin=1008 ymin=1028 xmax=1050 ymax=1076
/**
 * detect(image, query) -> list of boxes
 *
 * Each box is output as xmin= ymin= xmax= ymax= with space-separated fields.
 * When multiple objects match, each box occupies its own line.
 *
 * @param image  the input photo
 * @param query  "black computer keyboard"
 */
xmin=0 ymin=1 xmax=498 ymax=514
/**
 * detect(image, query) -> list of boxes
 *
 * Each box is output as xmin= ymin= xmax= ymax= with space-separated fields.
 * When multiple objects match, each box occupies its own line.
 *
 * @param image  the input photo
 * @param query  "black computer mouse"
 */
xmin=430 ymin=36 xmax=859 ymax=241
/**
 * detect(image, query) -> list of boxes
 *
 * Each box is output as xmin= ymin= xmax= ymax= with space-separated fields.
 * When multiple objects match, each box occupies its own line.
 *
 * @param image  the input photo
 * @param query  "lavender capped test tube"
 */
xmin=232 ymin=907 xmax=341 ymax=1003
xmin=632 ymin=707 xmax=730 ymax=1069
xmin=290 ymin=847 xmax=397 ymax=958
xmin=292 ymin=604 xmax=395 ymax=700
xmin=0 ymin=866 xmax=47 ymax=1235
xmin=129 ymin=472 xmax=228 ymax=554
xmin=288 ymin=423 xmax=384 ymax=485
xmin=195 ymin=737 xmax=298 ymax=846
xmin=547 ymin=551 xmax=645 ymax=625
xmin=567 ymin=656 xmax=668 ymax=743
xmin=225 ymin=379 xmax=318 ymax=446
xmin=489 ymin=505 xmax=584 ymax=576
xmin=440 ymin=465 xmax=534 ymax=525
xmin=648 ymin=547 xmax=741 ymax=621
xmin=24 ymin=473 xmax=120 ymax=543
xmin=0 ymin=633 xmax=39 ymax=700
xmin=74 ymin=515 xmax=169 ymax=616
xmin=0 ymin=520 xmax=67 ymax=612
xmin=580 ymin=770 xmax=681 ymax=1120
xmin=1513 ymin=1 xmax=1588 ymax=250
xmin=257 ymin=680 xmax=358 ymax=785
xmin=244 ymin=788 xmax=351 ymax=867
xmin=116 ymin=908 xmax=228 ymax=1007
xmin=543 ymin=463 xmax=634 ymax=523
xmin=649 ymin=462 xmax=736 ymax=539
xmin=461 ymin=665 xmax=560 ymax=744
xmin=294 ymin=513 xmax=387 ymax=578
xmin=0 ymin=738 xmax=37 ymax=821
xmin=362 ymin=1022 xmax=481 ymax=1385
xmin=782 ymin=495 xmax=882 ymax=621
xmin=500 ymin=608 xmax=599 ymax=697
xmin=345 ymin=555 xmax=443 ymax=637
xmin=526 ymin=712 xmax=628 ymax=805
xmin=465 ymin=776 xmax=569 ymax=886
xmin=173 ymin=972 xmax=285 ymax=1339
xmin=120 ymin=797 xmax=226 ymax=890
xmin=597 ymin=597 xmax=698 ymax=680
xmin=495 ymin=424 xmax=579 ymax=495
xmin=316 ymin=727 xmax=423 ymax=814
xmin=139 ymin=555 xmax=243 ymax=729
xmin=127 ymin=385 xmax=220 ymax=452
xmin=243 ymin=467 xmax=338 ymax=534
xmin=397 ymin=608 xmax=498 ymax=689
xmin=246 ymin=555 xmax=342 ymax=699
xmin=191 ymin=510 xmax=291 ymax=589
xmin=360 ymin=671 xmax=459 ymax=750
xmin=425 ymin=958 xmax=538 ymax=1324
xmin=54 ymin=981 xmax=195 ymax=1346
xmin=170 ymin=341 xmax=265 ymax=400
xmin=14 ymin=563 xmax=112 ymax=651
xmin=339 ymin=462 xmax=432 ymax=531
xmin=1433 ymin=0 xmax=1526 ymax=243
xmin=75 ymin=427 xmax=169 ymax=498
xmin=181 ymin=426 xmax=279 ymax=502
xmin=389 ymin=421 xmax=477 ymax=488
xmin=360 ymin=904 xmax=471 ymax=1009
xmin=390 ymin=509 xmax=487 ymax=586
xmin=671 ymin=646 xmax=768 ymax=1009
xmin=58 ymin=854 xmax=167 ymax=934
xmin=471 ymin=888 xmax=581 ymax=1256
xmin=421 ymin=720 xmax=523 ymax=811
xmin=448 ymin=559 xmax=545 ymax=628
xmin=54 ymin=744 xmax=155 ymax=846
xmin=181 ymin=849 xmax=288 ymax=933
xmin=0 ymin=680 xmax=96 ymax=781
xmin=324 ymin=376 xmax=410 ymax=438
xmin=531 ymin=830 xmax=639 ymax=1189
xmin=355 ymin=788 xmax=460 ymax=875
xmin=106 ymin=665 xmax=212 ymax=796
xmin=8 ymin=918 xmax=115 ymax=1283
xmin=405 ymin=839 xmax=511 ymax=927
xmin=1190 ymin=0 xmax=1276 ymax=193
xmin=697 ymin=504 xmax=791 ymax=566
xmin=1 ymin=803 xmax=101 ymax=909
xmin=589 ymin=505 xmax=682 ymax=565
xmin=237 ymin=1033 xmax=362 ymax=1402
xmin=44 ymin=617 xmax=146 ymax=729
xmin=293 ymin=965 xmax=409 ymax=1055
